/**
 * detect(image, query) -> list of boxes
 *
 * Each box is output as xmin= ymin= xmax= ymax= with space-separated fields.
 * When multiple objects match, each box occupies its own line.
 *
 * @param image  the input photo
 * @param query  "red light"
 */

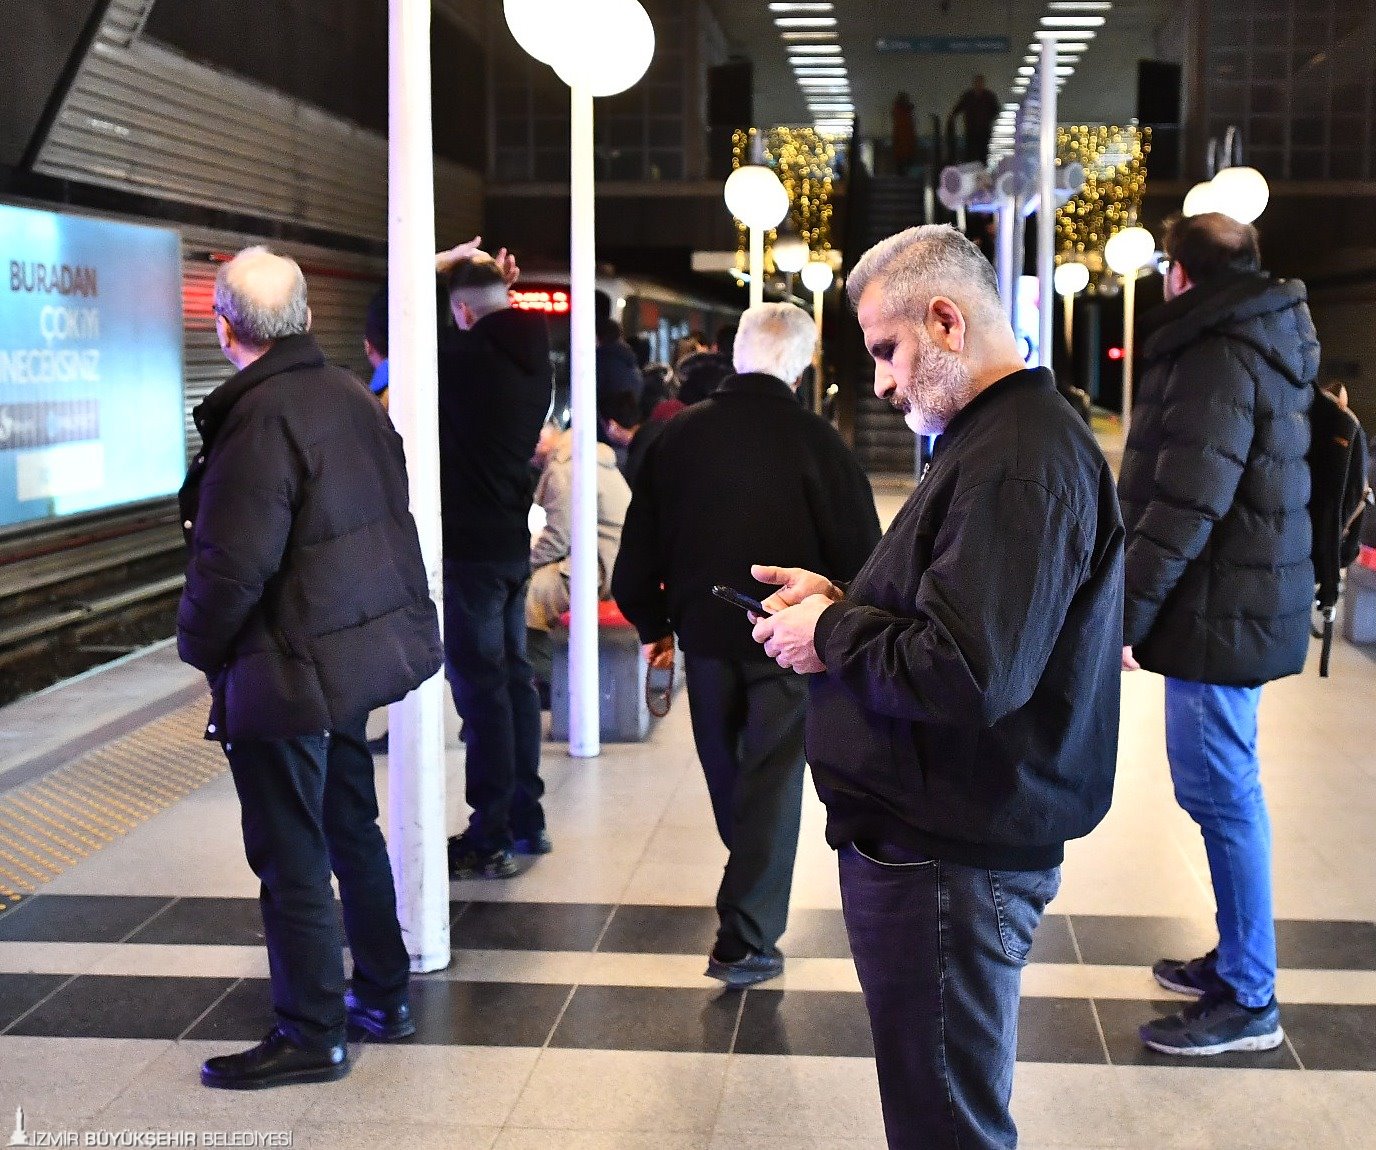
xmin=509 ymin=288 xmax=570 ymax=315
xmin=1107 ymin=346 xmax=1125 ymax=361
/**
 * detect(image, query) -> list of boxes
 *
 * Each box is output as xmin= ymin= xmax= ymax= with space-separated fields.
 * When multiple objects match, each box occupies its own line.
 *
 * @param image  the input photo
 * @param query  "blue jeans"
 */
xmin=1164 ymin=678 xmax=1275 ymax=1007
xmin=839 ymin=842 xmax=1060 ymax=1150
xmin=444 ymin=558 xmax=545 ymax=852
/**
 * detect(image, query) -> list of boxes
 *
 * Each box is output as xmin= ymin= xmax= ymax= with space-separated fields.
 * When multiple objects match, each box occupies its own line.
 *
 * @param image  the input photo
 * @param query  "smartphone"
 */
xmin=712 ymin=584 xmax=767 ymax=616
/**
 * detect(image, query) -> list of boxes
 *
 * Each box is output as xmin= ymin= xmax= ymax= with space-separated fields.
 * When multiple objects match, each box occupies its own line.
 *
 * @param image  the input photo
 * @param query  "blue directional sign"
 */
xmin=876 ymin=36 xmax=1011 ymax=54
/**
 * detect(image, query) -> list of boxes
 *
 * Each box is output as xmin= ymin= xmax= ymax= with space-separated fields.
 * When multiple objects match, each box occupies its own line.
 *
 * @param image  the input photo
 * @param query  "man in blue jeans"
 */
xmin=438 ymin=252 xmax=554 ymax=878
xmin=752 ymin=226 xmax=1124 ymax=1149
xmin=1120 ymin=213 xmax=1316 ymax=1055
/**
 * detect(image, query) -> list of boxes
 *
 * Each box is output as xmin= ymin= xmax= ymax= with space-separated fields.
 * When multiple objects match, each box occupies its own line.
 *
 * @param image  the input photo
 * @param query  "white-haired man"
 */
xmin=179 ymin=247 xmax=442 ymax=1088
xmin=613 ymin=302 xmax=880 ymax=986
xmin=751 ymin=227 xmax=1124 ymax=1149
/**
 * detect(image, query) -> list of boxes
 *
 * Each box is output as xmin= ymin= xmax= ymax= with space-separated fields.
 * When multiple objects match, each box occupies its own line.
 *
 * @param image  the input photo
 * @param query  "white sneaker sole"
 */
xmin=1143 ymin=1026 xmax=1285 ymax=1057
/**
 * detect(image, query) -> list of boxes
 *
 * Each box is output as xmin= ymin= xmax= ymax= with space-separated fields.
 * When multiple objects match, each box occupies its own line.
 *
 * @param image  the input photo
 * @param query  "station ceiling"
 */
xmin=706 ymin=0 xmax=1180 ymax=141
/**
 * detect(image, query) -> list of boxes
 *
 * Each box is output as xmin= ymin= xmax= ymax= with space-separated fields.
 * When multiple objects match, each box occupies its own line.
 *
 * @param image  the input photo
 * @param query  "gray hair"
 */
xmin=214 ymin=246 xmax=309 ymax=346
xmin=732 ymin=302 xmax=817 ymax=385
xmin=846 ymin=225 xmax=1004 ymax=328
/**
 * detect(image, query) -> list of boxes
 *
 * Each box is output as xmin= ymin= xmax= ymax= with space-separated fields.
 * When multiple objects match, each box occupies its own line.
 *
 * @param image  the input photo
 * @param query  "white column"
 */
xmin=568 ymin=83 xmax=600 ymax=758
xmin=748 ymin=226 xmax=765 ymax=308
xmin=1122 ymin=272 xmax=1137 ymax=436
xmin=995 ymin=202 xmax=1016 ymax=314
xmin=385 ymin=0 xmax=449 ymax=972
xmin=1036 ymin=37 xmax=1057 ymax=368
xmin=812 ymin=289 xmax=825 ymax=414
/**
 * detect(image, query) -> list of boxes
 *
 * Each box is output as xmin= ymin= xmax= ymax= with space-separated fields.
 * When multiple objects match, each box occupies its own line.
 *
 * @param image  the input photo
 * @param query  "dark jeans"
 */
xmin=838 ymin=842 xmax=1061 ymax=1150
xmin=444 ymin=557 xmax=544 ymax=852
xmin=684 ymin=654 xmax=808 ymax=959
xmin=224 ymin=717 xmax=410 ymax=1050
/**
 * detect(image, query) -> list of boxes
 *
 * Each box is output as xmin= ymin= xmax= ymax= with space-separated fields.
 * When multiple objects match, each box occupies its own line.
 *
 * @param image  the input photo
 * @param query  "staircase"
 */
xmin=849 ymin=176 xmax=927 ymax=475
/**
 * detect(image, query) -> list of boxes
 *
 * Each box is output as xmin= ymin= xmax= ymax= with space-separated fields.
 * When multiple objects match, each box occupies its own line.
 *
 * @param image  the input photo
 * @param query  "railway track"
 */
xmin=0 ymin=503 xmax=187 ymax=706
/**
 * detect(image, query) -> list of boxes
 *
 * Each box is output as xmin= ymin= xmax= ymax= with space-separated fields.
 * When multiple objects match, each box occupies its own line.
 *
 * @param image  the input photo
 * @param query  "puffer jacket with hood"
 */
xmin=1118 ymin=271 xmax=1317 ymax=685
xmin=438 ymin=307 xmax=554 ymax=563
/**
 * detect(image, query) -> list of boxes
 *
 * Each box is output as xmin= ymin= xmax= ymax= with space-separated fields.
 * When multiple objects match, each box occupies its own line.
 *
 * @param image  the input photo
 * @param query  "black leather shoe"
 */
xmin=200 ymin=1027 xmax=348 ymax=1090
xmin=345 ymin=990 xmax=416 ymax=1041
xmin=705 ymin=949 xmax=784 ymax=988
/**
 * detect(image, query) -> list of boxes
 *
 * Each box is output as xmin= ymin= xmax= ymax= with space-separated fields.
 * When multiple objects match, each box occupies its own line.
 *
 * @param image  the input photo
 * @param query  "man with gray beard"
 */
xmin=749 ymin=226 xmax=1124 ymax=1149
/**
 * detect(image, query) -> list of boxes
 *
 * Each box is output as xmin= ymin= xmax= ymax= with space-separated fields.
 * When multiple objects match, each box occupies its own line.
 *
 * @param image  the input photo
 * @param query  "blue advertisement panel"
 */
xmin=0 ymin=203 xmax=184 ymax=529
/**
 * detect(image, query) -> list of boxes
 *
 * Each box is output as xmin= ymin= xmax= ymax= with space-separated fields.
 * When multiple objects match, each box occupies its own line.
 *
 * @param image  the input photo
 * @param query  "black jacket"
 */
xmin=612 ymin=372 xmax=881 ymax=662
xmin=1119 ymin=273 xmax=1316 ymax=685
xmin=807 ymin=369 xmax=1124 ymax=871
xmin=178 ymin=335 xmax=443 ymax=742
xmin=438 ymin=308 xmax=553 ymax=562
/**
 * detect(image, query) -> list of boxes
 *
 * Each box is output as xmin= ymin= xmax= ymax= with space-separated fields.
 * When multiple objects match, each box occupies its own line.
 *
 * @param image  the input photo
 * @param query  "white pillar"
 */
xmin=1122 ymin=272 xmax=1137 ymax=436
xmin=748 ymin=226 xmax=765 ymax=308
xmin=386 ymin=0 xmax=449 ymax=972
xmin=568 ymin=83 xmax=600 ymax=758
xmin=995 ymin=201 xmax=1016 ymax=313
xmin=1036 ymin=37 xmax=1057 ymax=368
xmin=812 ymin=288 xmax=825 ymax=414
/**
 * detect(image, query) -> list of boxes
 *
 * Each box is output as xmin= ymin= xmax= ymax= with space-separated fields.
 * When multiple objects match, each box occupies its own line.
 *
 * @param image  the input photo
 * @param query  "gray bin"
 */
xmin=549 ymin=624 xmax=681 ymax=742
xmin=1343 ymin=562 xmax=1376 ymax=645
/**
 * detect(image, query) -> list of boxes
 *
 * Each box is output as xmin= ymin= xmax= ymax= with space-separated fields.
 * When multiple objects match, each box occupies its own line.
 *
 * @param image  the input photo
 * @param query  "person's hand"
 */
xmin=435 ymin=236 xmax=484 ymax=274
xmin=751 ymin=564 xmax=841 ymax=615
xmin=1122 ymin=645 xmax=1141 ymax=672
xmin=492 ymin=246 xmax=520 ymax=286
xmin=751 ymin=595 xmax=833 ymax=674
xmin=643 ymin=635 xmax=675 ymax=671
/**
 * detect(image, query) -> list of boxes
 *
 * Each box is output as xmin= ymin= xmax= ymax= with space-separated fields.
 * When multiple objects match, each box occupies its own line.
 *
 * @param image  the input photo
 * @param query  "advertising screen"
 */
xmin=0 ymin=203 xmax=185 ymax=530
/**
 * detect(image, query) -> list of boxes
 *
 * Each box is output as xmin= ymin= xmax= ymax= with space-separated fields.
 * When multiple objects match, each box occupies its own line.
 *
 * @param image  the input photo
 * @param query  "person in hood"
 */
xmin=440 ymin=254 xmax=555 ymax=879
xmin=749 ymin=226 xmax=1123 ymax=1150
xmin=179 ymin=246 xmax=442 ymax=1090
xmin=1121 ymin=212 xmax=1315 ymax=1057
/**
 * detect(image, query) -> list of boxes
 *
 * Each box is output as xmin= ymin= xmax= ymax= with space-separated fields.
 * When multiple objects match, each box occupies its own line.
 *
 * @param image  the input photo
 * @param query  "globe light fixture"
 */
xmin=1210 ymin=165 xmax=1270 ymax=224
xmin=800 ymin=260 xmax=834 ymax=414
xmin=800 ymin=259 xmax=834 ymax=295
xmin=503 ymin=0 xmax=657 ymax=758
xmin=1102 ymin=225 xmax=1155 ymax=437
xmin=1053 ymin=260 xmax=1090 ymax=357
xmin=725 ymin=164 xmax=790 ymax=306
xmin=772 ymin=233 xmax=810 ymax=275
xmin=1182 ymin=179 xmax=1222 ymax=217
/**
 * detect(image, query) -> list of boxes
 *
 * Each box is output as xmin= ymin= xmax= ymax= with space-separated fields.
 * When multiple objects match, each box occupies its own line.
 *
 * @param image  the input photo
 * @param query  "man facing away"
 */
xmin=178 ymin=246 xmax=443 ymax=1089
xmin=752 ymin=226 xmax=1123 ymax=1149
xmin=1121 ymin=212 xmax=1315 ymax=1056
xmin=613 ymin=302 xmax=881 ymax=987
xmin=439 ymin=254 xmax=554 ymax=878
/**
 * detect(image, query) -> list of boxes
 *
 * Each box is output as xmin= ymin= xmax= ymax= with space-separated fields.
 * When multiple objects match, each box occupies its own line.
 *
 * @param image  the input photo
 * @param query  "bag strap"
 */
xmin=646 ymin=659 xmax=674 ymax=718
xmin=1320 ymin=610 xmax=1335 ymax=678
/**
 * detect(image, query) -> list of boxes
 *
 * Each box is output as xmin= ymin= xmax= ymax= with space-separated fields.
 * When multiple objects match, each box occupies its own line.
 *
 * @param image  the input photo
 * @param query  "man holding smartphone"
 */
xmin=612 ymin=303 xmax=880 ymax=987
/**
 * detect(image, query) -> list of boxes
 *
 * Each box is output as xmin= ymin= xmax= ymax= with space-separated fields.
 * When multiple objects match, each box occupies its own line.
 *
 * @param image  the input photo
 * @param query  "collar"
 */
xmin=193 ymin=333 xmax=324 ymax=447
xmin=939 ymin=366 xmax=1054 ymax=443
xmin=712 ymin=372 xmax=802 ymax=404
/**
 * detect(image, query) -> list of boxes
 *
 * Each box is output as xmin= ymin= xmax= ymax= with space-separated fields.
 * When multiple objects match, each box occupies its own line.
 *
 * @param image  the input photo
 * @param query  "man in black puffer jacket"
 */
xmin=179 ymin=247 xmax=442 ymax=1090
xmin=1120 ymin=213 xmax=1316 ymax=1058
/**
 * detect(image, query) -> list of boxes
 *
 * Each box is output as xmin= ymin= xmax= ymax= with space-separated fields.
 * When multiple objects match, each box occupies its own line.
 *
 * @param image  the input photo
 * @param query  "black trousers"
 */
xmin=684 ymin=654 xmax=808 ymax=958
xmin=224 ymin=716 xmax=410 ymax=1049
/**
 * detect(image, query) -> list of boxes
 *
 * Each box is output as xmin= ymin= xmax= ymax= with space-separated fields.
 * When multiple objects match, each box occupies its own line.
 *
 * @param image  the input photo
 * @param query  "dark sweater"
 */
xmin=612 ymin=372 xmax=880 ymax=661
xmin=1119 ymin=272 xmax=1316 ymax=685
xmin=178 ymin=335 xmax=443 ymax=742
xmin=807 ymin=368 xmax=1124 ymax=871
xmin=438 ymin=308 xmax=553 ymax=562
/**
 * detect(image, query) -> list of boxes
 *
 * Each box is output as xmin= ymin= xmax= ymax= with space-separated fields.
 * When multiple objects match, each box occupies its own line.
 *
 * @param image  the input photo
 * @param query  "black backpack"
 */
xmin=1309 ymin=386 xmax=1371 ymax=675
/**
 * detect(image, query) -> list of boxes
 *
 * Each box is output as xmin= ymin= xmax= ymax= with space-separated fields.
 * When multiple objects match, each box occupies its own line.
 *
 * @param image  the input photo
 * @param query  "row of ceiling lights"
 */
xmin=769 ymin=2 xmax=854 ymax=136
xmin=990 ymin=1 xmax=1111 ymax=155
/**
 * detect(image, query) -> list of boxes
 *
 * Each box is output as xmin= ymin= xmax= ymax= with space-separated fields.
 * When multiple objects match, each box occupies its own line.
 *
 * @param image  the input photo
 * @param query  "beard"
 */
xmin=894 ymin=327 xmax=973 ymax=437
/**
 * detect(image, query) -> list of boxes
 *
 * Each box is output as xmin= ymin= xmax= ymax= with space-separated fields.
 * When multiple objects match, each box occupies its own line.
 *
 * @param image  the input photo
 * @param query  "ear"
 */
xmin=927 ymin=296 xmax=967 ymax=354
xmin=304 ymin=305 xmax=313 ymax=332
xmin=215 ymin=313 xmax=233 ymax=349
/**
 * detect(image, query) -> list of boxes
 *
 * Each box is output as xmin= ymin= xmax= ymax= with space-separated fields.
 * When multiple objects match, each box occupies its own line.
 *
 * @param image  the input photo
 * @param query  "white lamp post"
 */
xmin=801 ymin=258 xmax=833 ymax=414
xmin=505 ymin=0 xmax=655 ymax=758
xmin=1210 ymin=165 xmax=1269 ymax=224
xmin=1103 ymin=225 xmax=1156 ymax=437
xmin=725 ymin=164 xmax=790 ymax=307
xmin=1053 ymin=260 xmax=1089 ymax=357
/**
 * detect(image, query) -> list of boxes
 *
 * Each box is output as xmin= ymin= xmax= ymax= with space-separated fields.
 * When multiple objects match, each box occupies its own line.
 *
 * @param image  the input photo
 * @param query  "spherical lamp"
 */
xmin=1104 ymin=226 xmax=1156 ymax=276
xmin=800 ymin=260 xmax=834 ymax=294
xmin=724 ymin=165 xmax=790 ymax=230
xmin=1210 ymin=165 xmax=1269 ymax=224
xmin=1182 ymin=180 xmax=1221 ymax=217
xmin=1053 ymin=261 xmax=1090 ymax=297
xmin=773 ymin=234 xmax=810 ymax=275
xmin=503 ymin=0 xmax=569 ymax=66
xmin=552 ymin=0 xmax=656 ymax=97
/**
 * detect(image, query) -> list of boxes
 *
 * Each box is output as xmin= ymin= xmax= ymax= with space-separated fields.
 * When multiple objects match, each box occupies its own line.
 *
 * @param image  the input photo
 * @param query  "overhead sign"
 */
xmin=876 ymin=36 xmax=1011 ymax=54
xmin=0 ymin=203 xmax=184 ymax=530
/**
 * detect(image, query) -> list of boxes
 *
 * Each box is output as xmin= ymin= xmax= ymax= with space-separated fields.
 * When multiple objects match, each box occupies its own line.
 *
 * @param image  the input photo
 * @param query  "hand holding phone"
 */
xmin=712 ymin=584 xmax=767 ymax=616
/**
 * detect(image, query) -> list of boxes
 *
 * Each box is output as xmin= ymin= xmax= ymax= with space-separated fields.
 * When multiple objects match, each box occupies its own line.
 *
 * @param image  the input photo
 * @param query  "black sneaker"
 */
xmin=344 ymin=990 xmax=416 ymax=1041
xmin=1152 ymin=948 xmax=1227 ymax=997
xmin=1139 ymin=990 xmax=1284 ymax=1056
xmin=512 ymin=829 xmax=553 ymax=855
xmin=201 ymin=1027 xmax=348 ymax=1090
xmin=704 ymin=949 xmax=784 ymax=989
xmin=448 ymin=835 xmax=519 ymax=880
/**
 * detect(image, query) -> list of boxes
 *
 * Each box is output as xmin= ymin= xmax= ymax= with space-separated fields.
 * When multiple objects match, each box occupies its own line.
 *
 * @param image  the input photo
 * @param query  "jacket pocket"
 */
xmin=989 ymin=867 xmax=1062 ymax=963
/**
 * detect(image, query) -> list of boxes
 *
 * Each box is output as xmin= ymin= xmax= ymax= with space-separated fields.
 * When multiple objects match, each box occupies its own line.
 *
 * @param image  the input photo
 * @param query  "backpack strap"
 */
xmin=1320 ymin=609 xmax=1335 ymax=678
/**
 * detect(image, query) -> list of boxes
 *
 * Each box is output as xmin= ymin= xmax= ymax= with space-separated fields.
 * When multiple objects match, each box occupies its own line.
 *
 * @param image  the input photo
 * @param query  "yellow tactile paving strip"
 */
xmin=0 ymin=697 xmax=222 ymax=908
